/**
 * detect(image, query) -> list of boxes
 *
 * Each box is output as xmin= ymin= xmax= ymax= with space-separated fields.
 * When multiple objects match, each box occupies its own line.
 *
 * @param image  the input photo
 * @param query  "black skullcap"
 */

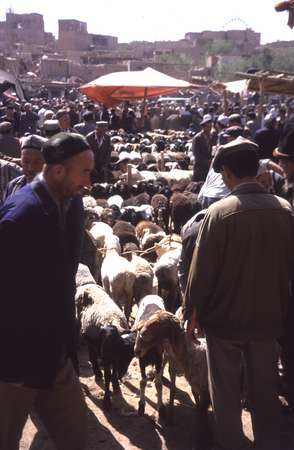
xmin=21 ymin=134 xmax=48 ymax=151
xmin=56 ymin=109 xmax=68 ymax=120
xmin=0 ymin=121 xmax=12 ymax=133
xmin=42 ymin=132 xmax=91 ymax=165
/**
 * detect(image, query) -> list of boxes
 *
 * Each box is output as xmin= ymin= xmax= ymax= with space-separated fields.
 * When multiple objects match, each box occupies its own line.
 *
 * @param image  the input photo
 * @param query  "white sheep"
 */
xmin=107 ymin=195 xmax=124 ymax=209
xmin=89 ymin=221 xmax=113 ymax=249
xmin=133 ymin=295 xmax=166 ymax=417
xmin=82 ymin=195 xmax=97 ymax=209
xmin=101 ymin=234 xmax=136 ymax=322
xmin=134 ymin=310 xmax=209 ymax=414
xmin=129 ymin=253 xmax=154 ymax=302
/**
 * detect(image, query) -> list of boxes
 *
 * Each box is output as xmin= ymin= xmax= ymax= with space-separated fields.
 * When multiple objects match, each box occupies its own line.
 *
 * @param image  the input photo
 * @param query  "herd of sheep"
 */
xmin=75 ymin=173 xmax=209 ymax=421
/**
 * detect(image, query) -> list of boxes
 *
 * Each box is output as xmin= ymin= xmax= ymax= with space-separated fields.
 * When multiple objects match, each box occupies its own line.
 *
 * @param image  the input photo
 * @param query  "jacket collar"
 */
xmin=30 ymin=178 xmax=59 ymax=217
xmin=231 ymin=181 xmax=268 ymax=196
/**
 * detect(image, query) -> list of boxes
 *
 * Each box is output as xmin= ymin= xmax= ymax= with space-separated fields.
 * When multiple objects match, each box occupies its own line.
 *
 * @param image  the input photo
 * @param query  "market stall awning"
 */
xmin=0 ymin=69 xmax=25 ymax=101
xmin=79 ymin=67 xmax=192 ymax=106
xmin=213 ymin=79 xmax=249 ymax=95
xmin=236 ymin=70 xmax=294 ymax=96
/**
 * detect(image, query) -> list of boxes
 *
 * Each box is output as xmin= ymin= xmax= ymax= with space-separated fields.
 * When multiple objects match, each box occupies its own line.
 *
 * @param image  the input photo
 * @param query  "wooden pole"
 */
xmin=258 ymin=78 xmax=265 ymax=127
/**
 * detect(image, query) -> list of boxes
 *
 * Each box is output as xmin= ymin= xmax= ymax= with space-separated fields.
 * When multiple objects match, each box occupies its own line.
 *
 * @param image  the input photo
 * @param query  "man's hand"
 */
xmin=186 ymin=309 xmax=203 ymax=340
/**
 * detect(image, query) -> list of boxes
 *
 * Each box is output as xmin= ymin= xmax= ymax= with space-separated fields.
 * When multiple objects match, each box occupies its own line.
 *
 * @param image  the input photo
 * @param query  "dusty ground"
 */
xmin=20 ymin=345 xmax=294 ymax=450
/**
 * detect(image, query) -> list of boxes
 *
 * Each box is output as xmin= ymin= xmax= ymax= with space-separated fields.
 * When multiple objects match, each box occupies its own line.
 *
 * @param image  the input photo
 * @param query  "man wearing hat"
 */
xmin=0 ymin=104 xmax=20 ymax=135
xmin=19 ymin=103 xmax=38 ymax=136
xmin=3 ymin=134 xmax=47 ymax=201
xmin=254 ymin=113 xmax=280 ymax=160
xmin=56 ymin=109 xmax=72 ymax=132
xmin=192 ymin=114 xmax=212 ymax=181
xmin=43 ymin=119 xmax=61 ymax=138
xmin=86 ymin=121 xmax=112 ymax=183
xmin=0 ymin=121 xmax=21 ymax=158
xmin=273 ymin=126 xmax=294 ymax=206
xmin=0 ymin=132 xmax=94 ymax=450
xmin=273 ymin=127 xmax=294 ymax=413
xmin=74 ymin=111 xmax=96 ymax=136
xmin=183 ymin=136 xmax=294 ymax=450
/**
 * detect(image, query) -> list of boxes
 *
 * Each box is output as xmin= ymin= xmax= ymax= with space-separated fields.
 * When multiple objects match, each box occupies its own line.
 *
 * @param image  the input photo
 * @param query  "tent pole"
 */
xmin=143 ymin=87 xmax=148 ymax=117
xmin=258 ymin=78 xmax=265 ymax=127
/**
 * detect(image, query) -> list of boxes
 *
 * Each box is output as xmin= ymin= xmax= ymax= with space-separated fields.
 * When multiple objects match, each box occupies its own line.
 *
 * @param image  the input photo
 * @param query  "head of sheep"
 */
xmin=134 ymin=311 xmax=181 ymax=358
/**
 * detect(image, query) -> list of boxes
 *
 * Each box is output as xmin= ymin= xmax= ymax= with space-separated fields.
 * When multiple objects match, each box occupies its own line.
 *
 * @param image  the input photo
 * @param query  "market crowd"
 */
xmin=1 ymin=89 xmax=294 ymax=450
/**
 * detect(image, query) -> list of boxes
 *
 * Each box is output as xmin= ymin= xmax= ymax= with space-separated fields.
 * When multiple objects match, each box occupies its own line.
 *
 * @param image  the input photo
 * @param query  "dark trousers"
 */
xmin=0 ymin=360 xmax=87 ymax=450
xmin=279 ymin=299 xmax=294 ymax=409
xmin=205 ymin=333 xmax=281 ymax=450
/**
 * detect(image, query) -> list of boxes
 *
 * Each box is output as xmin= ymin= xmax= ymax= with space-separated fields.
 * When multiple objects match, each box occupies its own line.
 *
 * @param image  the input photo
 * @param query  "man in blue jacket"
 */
xmin=0 ymin=132 xmax=94 ymax=450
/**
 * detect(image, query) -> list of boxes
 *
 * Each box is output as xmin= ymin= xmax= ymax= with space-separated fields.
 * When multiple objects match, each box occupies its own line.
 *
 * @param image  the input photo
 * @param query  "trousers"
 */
xmin=205 ymin=333 xmax=281 ymax=450
xmin=0 ymin=359 xmax=87 ymax=450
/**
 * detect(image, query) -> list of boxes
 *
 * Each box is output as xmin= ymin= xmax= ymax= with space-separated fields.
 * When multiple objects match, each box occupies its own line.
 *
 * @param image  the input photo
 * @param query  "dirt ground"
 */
xmin=19 ymin=343 xmax=294 ymax=450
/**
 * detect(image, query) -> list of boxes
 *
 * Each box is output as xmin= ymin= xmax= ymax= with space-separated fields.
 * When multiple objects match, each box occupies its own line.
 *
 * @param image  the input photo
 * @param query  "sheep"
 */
xmin=158 ymin=169 xmax=193 ymax=191
xmin=113 ymin=220 xmax=136 ymax=236
xmin=101 ymin=234 xmax=136 ymax=322
xmin=132 ymin=295 xmax=166 ymax=417
xmin=170 ymin=192 xmax=194 ymax=235
xmin=112 ymin=220 xmax=140 ymax=256
xmin=154 ymin=234 xmax=182 ymax=258
xmin=135 ymin=220 xmax=164 ymax=242
xmin=82 ymin=195 xmax=97 ymax=209
xmin=107 ymin=194 xmax=124 ymax=209
xmin=122 ymin=242 xmax=140 ymax=261
xmin=89 ymin=221 xmax=113 ymax=249
xmin=75 ymin=264 xmax=135 ymax=410
xmin=119 ymin=208 xmax=146 ymax=226
xmin=122 ymin=192 xmax=151 ymax=207
xmin=153 ymin=247 xmax=182 ymax=313
xmin=129 ymin=253 xmax=154 ymax=302
xmin=140 ymin=231 xmax=167 ymax=263
xmin=134 ymin=310 xmax=209 ymax=414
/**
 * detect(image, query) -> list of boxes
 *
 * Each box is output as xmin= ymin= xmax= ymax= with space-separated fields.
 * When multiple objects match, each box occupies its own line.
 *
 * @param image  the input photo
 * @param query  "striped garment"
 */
xmin=0 ymin=158 xmax=22 ymax=203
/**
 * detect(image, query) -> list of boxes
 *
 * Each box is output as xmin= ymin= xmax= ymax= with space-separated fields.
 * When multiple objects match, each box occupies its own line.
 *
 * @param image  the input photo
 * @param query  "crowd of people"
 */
xmin=1 ymin=90 xmax=294 ymax=450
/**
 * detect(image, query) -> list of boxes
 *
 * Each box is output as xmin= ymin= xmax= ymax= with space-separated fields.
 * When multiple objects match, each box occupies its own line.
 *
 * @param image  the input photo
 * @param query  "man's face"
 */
xmin=95 ymin=126 xmax=107 ymax=137
xmin=56 ymin=150 xmax=94 ymax=198
xmin=58 ymin=113 xmax=71 ymax=130
xmin=203 ymin=122 xmax=212 ymax=133
xmin=21 ymin=148 xmax=45 ymax=182
xmin=279 ymin=159 xmax=294 ymax=181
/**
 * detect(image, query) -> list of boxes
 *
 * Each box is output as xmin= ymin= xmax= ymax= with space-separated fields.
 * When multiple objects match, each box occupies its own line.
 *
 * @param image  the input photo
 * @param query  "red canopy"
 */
xmin=79 ymin=67 xmax=192 ymax=106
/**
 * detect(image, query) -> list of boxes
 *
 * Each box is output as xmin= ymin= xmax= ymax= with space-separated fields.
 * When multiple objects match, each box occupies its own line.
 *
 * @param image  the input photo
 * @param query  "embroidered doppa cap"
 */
xmin=21 ymin=134 xmax=48 ymax=151
xmin=42 ymin=132 xmax=90 ymax=164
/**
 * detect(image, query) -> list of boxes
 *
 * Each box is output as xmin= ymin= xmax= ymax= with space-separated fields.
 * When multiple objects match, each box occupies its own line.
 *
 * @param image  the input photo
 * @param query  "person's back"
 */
xmin=0 ymin=122 xmax=21 ymax=158
xmin=254 ymin=116 xmax=280 ymax=159
xmin=184 ymin=136 xmax=294 ymax=450
xmin=0 ymin=133 xmax=20 ymax=158
xmin=198 ymin=185 xmax=293 ymax=339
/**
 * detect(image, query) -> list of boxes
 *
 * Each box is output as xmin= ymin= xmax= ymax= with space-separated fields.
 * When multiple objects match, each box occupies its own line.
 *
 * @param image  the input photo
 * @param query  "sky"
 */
xmin=1 ymin=0 xmax=294 ymax=44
